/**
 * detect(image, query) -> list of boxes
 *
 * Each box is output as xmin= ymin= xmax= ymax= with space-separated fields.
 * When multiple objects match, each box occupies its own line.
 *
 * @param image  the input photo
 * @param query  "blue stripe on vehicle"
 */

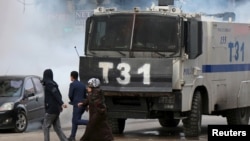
xmin=202 ymin=64 xmax=250 ymax=73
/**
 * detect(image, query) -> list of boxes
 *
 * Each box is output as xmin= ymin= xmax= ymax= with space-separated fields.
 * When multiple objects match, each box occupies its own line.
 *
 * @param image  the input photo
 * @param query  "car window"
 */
xmin=24 ymin=78 xmax=35 ymax=95
xmin=32 ymin=77 xmax=43 ymax=93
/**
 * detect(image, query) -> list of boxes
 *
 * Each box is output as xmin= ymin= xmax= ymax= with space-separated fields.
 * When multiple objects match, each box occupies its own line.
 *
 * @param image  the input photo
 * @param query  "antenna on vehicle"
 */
xmin=5 ymin=65 xmax=10 ymax=76
xmin=74 ymin=46 xmax=80 ymax=58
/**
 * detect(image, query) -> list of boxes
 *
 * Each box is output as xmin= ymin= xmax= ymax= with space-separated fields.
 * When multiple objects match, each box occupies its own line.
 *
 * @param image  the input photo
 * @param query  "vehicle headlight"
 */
xmin=0 ymin=102 xmax=14 ymax=111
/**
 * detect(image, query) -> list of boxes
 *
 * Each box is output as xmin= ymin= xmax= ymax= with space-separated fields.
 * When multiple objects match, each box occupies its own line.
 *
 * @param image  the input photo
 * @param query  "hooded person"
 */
xmin=78 ymin=78 xmax=114 ymax=141
xmin=42 ymin=69 xmax=68 ymax=141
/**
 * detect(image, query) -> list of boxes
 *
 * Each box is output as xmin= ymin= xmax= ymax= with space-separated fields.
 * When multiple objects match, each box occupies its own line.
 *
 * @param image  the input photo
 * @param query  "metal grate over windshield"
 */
xmin=88 ymin=14 xmax=179 ymax=53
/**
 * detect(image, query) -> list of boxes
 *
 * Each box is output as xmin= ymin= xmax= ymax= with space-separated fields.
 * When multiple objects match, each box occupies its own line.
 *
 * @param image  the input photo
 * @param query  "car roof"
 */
xmin=0 ymin=75 xmax=42 ymax=80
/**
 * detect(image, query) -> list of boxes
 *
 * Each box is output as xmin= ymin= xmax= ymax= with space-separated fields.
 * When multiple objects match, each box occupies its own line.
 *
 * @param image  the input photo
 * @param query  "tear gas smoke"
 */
xmin=176 ymin=0 xmax=250 ymax=23
xmin=0 ymin=0 xmax=84 ymax=127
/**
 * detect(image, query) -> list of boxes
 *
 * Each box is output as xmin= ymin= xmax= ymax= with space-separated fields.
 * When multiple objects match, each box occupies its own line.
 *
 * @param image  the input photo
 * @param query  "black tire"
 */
xmin=14 ymin=111 xmax=28 ymax=133
xmin=158 ymin=118 xmax=180 ymax=127
xmin=108 ymin=118 xmax=125 ymax=134
xmin=182 ymin=91 xmax=202 ymax=137
xmin=226 ymin=107 xmax=250 ymax=125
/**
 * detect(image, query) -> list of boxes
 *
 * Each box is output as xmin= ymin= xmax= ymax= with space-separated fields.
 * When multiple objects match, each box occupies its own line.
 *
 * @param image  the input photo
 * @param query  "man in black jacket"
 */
xmin=42 ymin=69 xmax=68 ymax=141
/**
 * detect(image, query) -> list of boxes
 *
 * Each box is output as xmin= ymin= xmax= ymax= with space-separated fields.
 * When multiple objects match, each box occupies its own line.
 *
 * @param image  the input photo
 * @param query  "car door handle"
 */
xmin=36 ymin=96 xmax=39 ymax=101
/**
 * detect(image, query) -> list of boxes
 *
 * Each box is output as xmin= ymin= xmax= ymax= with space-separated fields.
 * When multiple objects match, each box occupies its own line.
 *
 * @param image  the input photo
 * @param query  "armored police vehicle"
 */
xmin=79 ymin=4 xmax=250 ymax=137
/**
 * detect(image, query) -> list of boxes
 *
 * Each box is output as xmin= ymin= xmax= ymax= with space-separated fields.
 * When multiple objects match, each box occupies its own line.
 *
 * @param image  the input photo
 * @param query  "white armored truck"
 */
xmin=79 ymin=4 xmax=250 ymax=137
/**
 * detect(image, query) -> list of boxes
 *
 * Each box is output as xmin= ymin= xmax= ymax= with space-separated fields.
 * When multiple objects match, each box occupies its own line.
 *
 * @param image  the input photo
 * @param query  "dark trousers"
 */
xmin=43 ymin=113 xmax=68 ymax=141
xmin=69 ymin=106 xmax=88 ymax=138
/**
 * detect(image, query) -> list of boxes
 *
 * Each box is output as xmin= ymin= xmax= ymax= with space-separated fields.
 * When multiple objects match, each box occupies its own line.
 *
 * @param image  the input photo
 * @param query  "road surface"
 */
xmin=0 ymin=115 xmax=228 ymax=141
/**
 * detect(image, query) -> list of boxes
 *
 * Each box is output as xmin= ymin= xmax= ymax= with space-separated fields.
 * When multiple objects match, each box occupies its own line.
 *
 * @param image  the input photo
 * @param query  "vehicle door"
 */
xmin=23 ymin=78 xmax=38 ymax=120
xmin=31 ymin=77 xmax=45 ymax=118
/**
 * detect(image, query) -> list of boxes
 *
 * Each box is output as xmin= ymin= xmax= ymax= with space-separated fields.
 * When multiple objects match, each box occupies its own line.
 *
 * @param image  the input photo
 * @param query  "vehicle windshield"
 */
xmin=0 ymin=79 xmax=23 ymax=97
xmin=89 ymin=14 xmax=179 ymax=53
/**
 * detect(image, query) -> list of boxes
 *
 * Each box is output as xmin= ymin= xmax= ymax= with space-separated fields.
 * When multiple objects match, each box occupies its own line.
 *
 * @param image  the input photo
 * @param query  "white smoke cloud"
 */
xmin=233 ymin=1 xmax=250 ymax=23
xmin=0 ymin=0 xmax=85 ymax=128
xmin=175 ymin=0 xmax=250 ymax=23
xmin=176 ymin=0 xmax=230 ymax=13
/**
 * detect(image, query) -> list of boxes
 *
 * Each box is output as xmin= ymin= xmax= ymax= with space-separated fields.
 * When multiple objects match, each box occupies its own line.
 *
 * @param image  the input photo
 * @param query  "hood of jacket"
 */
xmin=42 ymin=69 xmax=53 ymax=84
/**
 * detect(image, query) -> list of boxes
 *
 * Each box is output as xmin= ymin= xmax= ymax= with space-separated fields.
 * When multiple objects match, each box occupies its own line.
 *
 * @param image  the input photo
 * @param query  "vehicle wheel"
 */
xmin=158 ymin=118 xmax=180 ymax=127
xmin=182 ymin=91 xmax=202 ymax=137
xmin=14 ymin=111 xmax=28 ymax=133
xmin=226 ymin=107 xmax=250 ymax=125
xmin=108 ymin=118 xmax=125 ymax=134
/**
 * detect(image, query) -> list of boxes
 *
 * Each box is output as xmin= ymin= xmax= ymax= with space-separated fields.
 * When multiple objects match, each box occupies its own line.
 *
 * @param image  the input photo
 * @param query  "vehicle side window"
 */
xmin=24 ymin=78 xmax=35 ymax=95
xmin=32 ymin=77 xmax=43 ymax=93
xmin=185 ymin=20 xmax=202 ymax=59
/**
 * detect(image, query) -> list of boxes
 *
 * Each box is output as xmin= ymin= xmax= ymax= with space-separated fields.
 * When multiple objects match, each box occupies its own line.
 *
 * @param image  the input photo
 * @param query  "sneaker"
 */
xmin=68 ymin=137 xmax=76 ymax=141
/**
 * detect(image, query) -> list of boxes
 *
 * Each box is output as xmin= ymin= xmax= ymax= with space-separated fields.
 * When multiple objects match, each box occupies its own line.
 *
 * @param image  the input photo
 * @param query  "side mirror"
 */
xmin=24 ymin=91 xmax=35 ymax=99
xmin=27 ymin=93 xmax=35 ymax=97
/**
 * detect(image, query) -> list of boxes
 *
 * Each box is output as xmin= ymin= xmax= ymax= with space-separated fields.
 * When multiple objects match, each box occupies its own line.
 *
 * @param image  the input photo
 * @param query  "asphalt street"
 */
xmin=0 ymin=115 xmax=228 ymax=141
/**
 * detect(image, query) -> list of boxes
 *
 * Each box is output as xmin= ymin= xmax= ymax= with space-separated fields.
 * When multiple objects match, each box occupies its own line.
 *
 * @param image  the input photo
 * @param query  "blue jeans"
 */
xmin=69 ymin=106 xmax=88 ymax=138
xmin=43 ymin=113 xmax=68 ymax=141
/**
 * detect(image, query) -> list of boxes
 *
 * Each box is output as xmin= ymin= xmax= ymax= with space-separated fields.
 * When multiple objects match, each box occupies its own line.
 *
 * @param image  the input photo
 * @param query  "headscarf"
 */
xmin=87 ymin=78 xmax=100 ymax=88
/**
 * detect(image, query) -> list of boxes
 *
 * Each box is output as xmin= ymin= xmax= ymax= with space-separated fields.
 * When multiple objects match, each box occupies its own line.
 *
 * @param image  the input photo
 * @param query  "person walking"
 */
xmin=68 ymin=71 xmax=88 ymax=141
xmin=78 ymin=78 xmax=114 ymax=141
xmin=42 ymin=68 xmax=68 ymax=141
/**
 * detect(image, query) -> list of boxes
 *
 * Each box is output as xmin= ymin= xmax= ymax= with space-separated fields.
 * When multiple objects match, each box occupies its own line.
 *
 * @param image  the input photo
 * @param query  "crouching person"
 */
xmin=78 ymin=78 xmax=114 ymax=141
